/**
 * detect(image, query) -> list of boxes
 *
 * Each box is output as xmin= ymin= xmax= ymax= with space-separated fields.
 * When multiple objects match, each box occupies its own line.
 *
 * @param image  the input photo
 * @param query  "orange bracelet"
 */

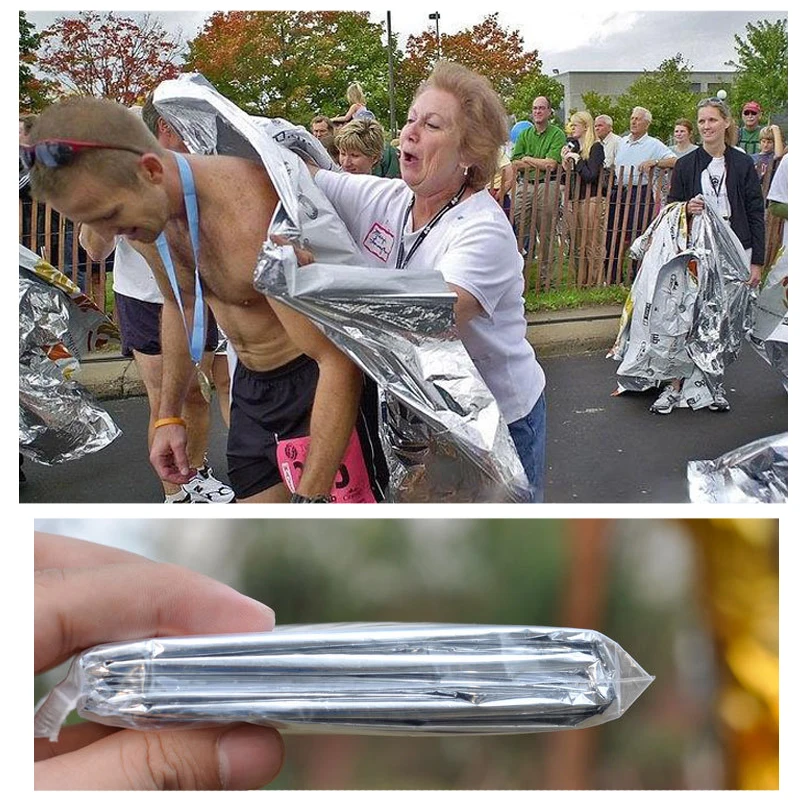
xmin=153 ymin=417 xmax=186 ymax=429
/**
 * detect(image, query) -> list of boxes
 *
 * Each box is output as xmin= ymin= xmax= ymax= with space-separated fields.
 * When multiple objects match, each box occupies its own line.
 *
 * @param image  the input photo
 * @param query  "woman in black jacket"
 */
xmin=668 ymin=97 xmax=765 ymax=286
xmin=650 ymin=97 xmax=764 ymax=414
xmin=561 ymin=111 xmax=605 ymax=284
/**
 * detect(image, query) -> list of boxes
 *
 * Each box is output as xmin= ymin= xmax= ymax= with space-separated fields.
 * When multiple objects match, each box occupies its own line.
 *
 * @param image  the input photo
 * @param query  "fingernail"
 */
xmin=218 ymin=725 xmax=284 ymax=790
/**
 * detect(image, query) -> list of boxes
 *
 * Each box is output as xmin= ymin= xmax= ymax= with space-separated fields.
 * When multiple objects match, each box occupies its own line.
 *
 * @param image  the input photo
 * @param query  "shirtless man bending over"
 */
xmin=28 ymin=96 xmax=382 ymax=503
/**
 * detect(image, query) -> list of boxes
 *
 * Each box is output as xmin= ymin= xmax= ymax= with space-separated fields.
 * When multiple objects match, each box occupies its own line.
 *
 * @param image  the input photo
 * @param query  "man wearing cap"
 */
xmin=738 ymin=102 xmax=763 ymax=155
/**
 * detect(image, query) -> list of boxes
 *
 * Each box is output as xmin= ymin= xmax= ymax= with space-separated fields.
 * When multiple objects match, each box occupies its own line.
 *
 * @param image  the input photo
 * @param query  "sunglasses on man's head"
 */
xmin=19 ymin=139 xmax=145 ymax=170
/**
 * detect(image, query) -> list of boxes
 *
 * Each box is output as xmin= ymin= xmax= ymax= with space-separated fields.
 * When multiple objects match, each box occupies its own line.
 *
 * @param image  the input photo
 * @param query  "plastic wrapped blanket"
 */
xmin=610 ymin=202 xmax=753 ymax=409
xmin=19 ymin=245 xmax=121 ymax=464
xmin=34 ymin=623 xmax=653 ymax=740
xmin=153 ymin=74 xmax=529 ymax=501
xmin=687 ymin=432 xmax=788 ymax=503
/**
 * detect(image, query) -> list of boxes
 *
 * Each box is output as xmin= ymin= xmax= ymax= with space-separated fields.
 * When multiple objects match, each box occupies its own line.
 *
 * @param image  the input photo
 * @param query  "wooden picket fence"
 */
xmin=20 ymin=165 xmax=784 ymax=310
xmin=510 ymin=163 xmax=785 ymax=294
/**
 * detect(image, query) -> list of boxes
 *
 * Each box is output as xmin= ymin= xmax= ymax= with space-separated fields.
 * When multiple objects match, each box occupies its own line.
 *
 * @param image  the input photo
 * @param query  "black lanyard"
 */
xmin=394 ymin=182 xmax=468 ymax=270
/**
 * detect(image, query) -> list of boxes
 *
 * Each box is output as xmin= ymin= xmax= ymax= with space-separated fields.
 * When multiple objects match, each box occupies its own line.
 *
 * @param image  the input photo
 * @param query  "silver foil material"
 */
xmin=154 ymin=75 xmax=529 ymax=501
xmin=748 ymin=246 xmax=788 ymax=390
xmin=610 ymin=203 xmax=753 ymax=408
xmin=687 ymin=432 xmax=788 ymax=503
xmin=19 ymin=245 xmax=121 ymax=465
xmin=34 ymin=623 xmax=653 ymax=740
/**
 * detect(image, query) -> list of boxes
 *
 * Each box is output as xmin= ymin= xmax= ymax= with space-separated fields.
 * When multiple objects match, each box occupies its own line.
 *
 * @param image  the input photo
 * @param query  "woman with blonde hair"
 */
xmin=331 ymin=81 xmax=375 ymax=124
xmin=560 ymin=110 xmax=605 ymax=283
xmin=306 ymin=61 xmax=547 ymax=501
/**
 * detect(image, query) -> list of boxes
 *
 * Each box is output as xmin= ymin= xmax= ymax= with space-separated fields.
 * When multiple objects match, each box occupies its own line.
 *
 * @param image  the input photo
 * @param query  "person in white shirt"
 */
xmin=307 ymin=62 xmax=547 ymax=501
xmin=605 ymin=107 xmax=676 ymax=281
xmin=594 ymin=114 xmax=621 ymax=169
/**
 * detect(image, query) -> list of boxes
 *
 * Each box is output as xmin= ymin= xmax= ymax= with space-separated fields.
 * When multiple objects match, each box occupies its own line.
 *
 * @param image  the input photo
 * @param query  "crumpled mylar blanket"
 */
xmin=19 ymin=244 xmax=121 ymax=465
xmin=153 ymin=74 xmax=529 ymax=502
xmin=34 ymin=623 xmax=653 ymax=740
xmin=609 ymin=202 xmax=753 ymax=409
xmin=748 ymin=245 xmax=788 ymax=391
xmin=687 ymin=432 xmax=788 ymax=503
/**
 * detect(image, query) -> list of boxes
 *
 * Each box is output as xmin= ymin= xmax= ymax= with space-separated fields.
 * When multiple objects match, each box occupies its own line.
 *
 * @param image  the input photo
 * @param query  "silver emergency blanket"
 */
xmin=19 ymin=245 xmax=121 ymax=464
xmin=687 ymin=432 xmax=788 ymax=503
xmin=610 ymin=202 xmax=753 ymax=409
xmin=34 ymin=623 xmax=653 ymax=740
xmin=748 ymin=246 xmax=788 ymax=390
xmin=153 ymin=74 xmax=529 ymax=501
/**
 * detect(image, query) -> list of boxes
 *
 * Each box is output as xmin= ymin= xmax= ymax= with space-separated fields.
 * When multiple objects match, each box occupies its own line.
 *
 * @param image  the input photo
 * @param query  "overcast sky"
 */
xmin=23 ymin=4 xmax=787 ymax=75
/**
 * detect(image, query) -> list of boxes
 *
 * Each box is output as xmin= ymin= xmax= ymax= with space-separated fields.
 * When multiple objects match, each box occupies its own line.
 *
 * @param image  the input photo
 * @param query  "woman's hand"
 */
xmin=747 ymin=265 xmax=763 ymax=288
xmin=34 ymin=532 xmax=284 ymax=790
xmin=687 ymin=195 xmax=705 ymax=216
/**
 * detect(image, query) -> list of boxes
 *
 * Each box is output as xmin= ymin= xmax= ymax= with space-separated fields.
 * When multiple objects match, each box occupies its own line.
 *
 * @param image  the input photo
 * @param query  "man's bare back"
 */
xmin=135 ymin=154 xmax=301 ymax=372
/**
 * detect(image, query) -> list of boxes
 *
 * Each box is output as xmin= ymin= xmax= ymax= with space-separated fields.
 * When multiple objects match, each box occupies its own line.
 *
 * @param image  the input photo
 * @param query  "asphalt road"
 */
xmin=21 ymin=346 xmax=787 ymax=505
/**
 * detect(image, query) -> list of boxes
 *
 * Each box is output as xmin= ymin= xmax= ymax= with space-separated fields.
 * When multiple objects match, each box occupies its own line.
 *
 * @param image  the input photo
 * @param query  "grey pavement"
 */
xmin=20 ymin=304 xmax=787 ymax=503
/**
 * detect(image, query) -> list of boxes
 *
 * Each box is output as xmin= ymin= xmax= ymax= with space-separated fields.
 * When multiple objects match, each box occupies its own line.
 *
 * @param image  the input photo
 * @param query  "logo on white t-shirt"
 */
xmin=363 ymin=222 xmax=395 ymax=263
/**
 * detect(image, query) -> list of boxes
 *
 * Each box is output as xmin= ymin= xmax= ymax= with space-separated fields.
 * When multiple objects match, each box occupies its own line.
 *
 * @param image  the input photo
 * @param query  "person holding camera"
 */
xmin=561 ymin=111 xmax=605 ymax=284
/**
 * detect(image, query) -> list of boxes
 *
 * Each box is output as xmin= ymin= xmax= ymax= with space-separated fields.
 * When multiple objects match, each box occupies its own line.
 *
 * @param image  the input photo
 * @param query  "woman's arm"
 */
xmin=771 ymin=125 xmax=785 ymax=158
xmin=576 ymin=142 xmax=604 ymax=184
xmin=330 ymin=103 xmax=359 ymax=124
xmin=742 ymin=158 xmax=766 ymax=270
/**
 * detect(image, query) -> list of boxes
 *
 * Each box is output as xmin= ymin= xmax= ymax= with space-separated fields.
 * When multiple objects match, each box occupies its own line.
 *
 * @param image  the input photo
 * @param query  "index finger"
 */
xmin=35 ymin=561 xmax=275 ymax=674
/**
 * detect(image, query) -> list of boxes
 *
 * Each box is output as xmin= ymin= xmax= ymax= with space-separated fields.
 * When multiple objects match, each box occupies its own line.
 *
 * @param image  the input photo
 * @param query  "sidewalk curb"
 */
xmin=75 ymin=304 xmax=625 ymax=399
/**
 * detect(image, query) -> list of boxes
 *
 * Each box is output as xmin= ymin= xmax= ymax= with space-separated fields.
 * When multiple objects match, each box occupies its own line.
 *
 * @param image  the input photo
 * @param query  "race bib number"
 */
xmin=276 ymin=429 xmax=376 ymax=503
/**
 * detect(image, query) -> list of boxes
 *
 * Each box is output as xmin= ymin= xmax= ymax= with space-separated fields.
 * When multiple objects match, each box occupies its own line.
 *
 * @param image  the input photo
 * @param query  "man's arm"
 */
xmin=133 ymin=242 xmax=198 ymax=483
xmin=267 ymin=299 xmax=363 ymax=498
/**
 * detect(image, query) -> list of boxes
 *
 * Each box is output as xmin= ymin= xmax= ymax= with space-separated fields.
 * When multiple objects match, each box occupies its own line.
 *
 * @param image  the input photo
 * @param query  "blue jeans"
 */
xmin=508 ymin=392 xmax=547 ymax=503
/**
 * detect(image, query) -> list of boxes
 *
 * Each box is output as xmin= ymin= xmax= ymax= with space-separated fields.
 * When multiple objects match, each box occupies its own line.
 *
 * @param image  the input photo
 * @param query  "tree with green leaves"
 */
xmin=583 ymin=55 xmax=698 ymax=143
xmin=185 ymin=11 xmax=395 ymax=126
xmin=727 ymin=18 xmax=788 ymax=119
xmin=19 ymin=11 xmax=51 ymax=112
xmin=507 ymin=73 xmax=565 ymax=123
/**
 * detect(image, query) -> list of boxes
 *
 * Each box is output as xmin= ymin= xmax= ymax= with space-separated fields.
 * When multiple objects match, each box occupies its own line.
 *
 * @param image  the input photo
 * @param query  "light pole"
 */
xmin=428 ymin=11 xmax=441 ymax=60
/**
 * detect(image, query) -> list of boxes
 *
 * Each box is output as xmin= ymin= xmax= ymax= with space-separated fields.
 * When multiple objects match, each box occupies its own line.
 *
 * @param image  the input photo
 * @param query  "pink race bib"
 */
xmin=276 ymin=429 xmax=376 ymax=503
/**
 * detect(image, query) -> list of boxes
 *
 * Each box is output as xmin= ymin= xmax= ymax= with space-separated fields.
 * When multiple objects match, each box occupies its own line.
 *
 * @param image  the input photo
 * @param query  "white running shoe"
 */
xmin=164 ymin=487 xmax=192 ymax=504
xmin=184 ymin=464 xmax=235 ymax=503
xmin=708 ymin=387 xmax=731 ymax=412
xmin=649 ymin=386 xmax=681 ymax=415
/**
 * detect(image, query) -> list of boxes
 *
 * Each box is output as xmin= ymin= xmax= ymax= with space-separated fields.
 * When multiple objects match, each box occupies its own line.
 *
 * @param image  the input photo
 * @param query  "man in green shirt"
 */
xmin=737 ymin=101 xmax=762 ymax=155
xmin=511 ymin=96 xmax=566 ymax=270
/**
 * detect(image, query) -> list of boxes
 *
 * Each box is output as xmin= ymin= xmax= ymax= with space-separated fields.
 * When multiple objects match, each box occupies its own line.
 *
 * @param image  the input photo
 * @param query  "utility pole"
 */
xmin=387 ymin=11 xmax=397 ymax=139
xmin=428 ymin=11 xmax=441 ymax=60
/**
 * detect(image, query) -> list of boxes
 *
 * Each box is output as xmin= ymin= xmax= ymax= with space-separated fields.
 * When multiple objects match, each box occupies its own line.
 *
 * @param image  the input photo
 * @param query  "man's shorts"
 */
xmin=114 ymin=292 xmax=220 ymax=357
xmin=227 ymin=355 xmax=388 ymax=500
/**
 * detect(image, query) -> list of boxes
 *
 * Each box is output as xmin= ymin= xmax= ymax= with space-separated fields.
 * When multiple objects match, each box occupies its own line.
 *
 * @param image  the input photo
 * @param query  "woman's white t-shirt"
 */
xmin=314 ymin=170 xmax=545 ymax=423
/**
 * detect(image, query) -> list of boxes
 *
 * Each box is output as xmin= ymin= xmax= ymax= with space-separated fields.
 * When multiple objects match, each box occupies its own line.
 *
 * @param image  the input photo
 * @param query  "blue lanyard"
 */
xmin=155 ymin=153 xmax=205 ymax=366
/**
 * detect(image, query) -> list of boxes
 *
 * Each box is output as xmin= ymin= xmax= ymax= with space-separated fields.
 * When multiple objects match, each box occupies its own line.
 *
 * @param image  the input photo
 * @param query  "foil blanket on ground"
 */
xmin=34 ymin=623 xmax=653 ymax=740
xmin=687 ymin=432 xmax=788 ymax=503
xmin=153 ymin=74 xmax=529 ymax=502
xmin=609 ymin=202 xmax=753 ymax=409
xmin=19 ymin=245 xmax=121 ymax=465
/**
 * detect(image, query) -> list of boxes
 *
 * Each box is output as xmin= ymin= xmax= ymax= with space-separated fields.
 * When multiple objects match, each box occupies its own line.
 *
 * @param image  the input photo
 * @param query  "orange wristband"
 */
xmin=154 ymin=417 xmax=186 ymax=430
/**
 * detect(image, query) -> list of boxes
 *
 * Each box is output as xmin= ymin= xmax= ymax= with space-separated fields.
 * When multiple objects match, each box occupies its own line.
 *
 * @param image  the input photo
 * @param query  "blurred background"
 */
xmin=34 ymin=518 xmax=778 ymax=790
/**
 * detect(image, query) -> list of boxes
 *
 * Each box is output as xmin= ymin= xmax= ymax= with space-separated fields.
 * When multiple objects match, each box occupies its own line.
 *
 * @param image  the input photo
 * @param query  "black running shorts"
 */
xmin=114 ymin=292 xmax=220 ymax=357
xmin=227 ymin=355 xmax=388 ymax=501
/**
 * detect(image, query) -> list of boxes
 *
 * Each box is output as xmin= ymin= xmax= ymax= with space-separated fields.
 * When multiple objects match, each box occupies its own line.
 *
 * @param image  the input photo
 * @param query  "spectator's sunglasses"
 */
xmin=696 ymin=98 xmax=730 ymax=114
xmin=742 ymin=110 xmax=759 ymax=116
xmin=19 ymin=139 xmax=144 ymax=170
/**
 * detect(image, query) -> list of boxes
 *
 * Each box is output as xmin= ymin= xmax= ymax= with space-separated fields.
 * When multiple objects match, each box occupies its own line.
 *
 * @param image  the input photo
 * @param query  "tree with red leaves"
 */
xmin=400 ymin=14 xmax=542 ymax=104
xmin=38 ymin=11 xmax=183 ymax=105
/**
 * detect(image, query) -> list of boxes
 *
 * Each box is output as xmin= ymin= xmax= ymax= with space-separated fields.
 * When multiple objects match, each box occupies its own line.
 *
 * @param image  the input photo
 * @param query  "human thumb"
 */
xmin=35 ymin=724 xmax=284 ymax=790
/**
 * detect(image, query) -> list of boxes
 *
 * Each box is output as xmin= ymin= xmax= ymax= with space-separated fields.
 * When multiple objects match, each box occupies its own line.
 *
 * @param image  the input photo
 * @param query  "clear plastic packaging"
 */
xmin=35 ymin=623 xmax=653 ymax=740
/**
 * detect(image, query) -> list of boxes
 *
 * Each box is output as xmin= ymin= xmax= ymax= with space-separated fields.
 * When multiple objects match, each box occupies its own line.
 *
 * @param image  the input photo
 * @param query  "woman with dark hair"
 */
xmin=648 ymin=97 xmax=765 ymax=414
xmin=306 ymin=62 xmax=546 ymax=500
